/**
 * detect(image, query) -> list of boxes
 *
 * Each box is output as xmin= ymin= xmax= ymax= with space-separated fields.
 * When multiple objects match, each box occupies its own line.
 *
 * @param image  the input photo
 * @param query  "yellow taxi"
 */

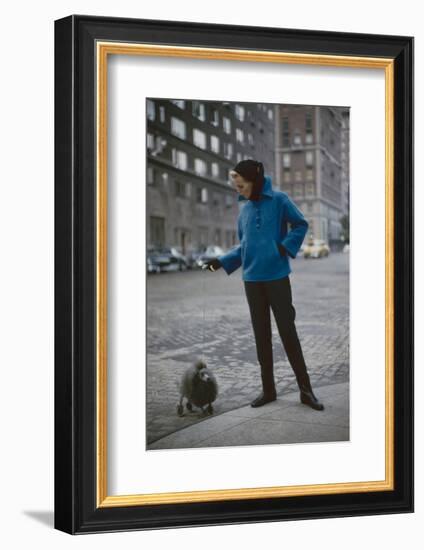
xmin=303 ymin=238 xmax=330 ymax=259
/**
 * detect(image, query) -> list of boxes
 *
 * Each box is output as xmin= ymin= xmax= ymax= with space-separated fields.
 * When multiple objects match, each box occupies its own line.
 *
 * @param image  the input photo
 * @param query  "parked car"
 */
xmin=156 ymin=246 xmax=187 ymax=271
xmin=147 ymin=254 xmax=161 ymax=274
xmin=196 ymin=245 xmax=225 ymax=268
xmin=147 ymin=247 xmax=172 ymax=273
xmin=185 ymin=246 xmax=207 ymax=269
xmin=167 ymin=246 xmax=189 ymax=271
xmin=303 ymin=238 xmax=330 ymax=259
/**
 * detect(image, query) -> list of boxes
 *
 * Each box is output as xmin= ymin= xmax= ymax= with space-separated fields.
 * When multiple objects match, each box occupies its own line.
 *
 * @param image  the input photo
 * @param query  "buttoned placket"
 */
xmin=254 ymin=201 xmax=261 ymax=229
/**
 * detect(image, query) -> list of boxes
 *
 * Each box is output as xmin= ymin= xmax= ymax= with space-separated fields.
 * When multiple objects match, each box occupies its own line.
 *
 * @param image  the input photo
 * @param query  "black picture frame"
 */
xmin=54 ymin=14 xmax=414 ymax=534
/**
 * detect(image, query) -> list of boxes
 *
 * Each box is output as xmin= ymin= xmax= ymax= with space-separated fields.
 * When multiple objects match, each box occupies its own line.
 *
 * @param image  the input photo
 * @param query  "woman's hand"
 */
xmin=203 ymin=258 xmax=222 ymax=272
xmin=277 ymin=242 xmax=288 ymax=257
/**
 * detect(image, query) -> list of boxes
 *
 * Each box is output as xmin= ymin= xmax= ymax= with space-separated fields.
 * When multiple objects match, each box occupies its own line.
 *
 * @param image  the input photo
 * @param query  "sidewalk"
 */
xmin=148 ymin=382 xmax=349 ymax=450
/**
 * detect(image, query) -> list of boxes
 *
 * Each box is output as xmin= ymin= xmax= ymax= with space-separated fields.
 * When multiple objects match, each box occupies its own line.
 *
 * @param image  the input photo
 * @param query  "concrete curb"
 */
xmin=148 ymin=382 xmax=349 ymax=450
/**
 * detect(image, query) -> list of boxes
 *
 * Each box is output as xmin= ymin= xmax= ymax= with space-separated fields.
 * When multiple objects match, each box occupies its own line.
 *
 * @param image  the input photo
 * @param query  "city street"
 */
xmin=146 ymin=252 xmax=349 ymax=447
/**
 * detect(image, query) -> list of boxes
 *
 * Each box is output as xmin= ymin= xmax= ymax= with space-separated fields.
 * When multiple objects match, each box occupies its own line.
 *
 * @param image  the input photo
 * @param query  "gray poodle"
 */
xmin=177 ymin=361 xmax=218 ymax=416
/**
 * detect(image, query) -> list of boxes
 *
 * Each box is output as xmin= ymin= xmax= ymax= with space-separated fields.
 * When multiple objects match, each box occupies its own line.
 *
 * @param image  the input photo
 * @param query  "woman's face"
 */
xmin=230 ymin=172 xmax=253 ymax=199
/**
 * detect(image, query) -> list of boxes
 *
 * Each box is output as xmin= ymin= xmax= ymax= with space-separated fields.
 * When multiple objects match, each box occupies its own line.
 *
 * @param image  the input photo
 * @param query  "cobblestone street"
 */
xmin=146 ymin=252 xmax=349 ymax=446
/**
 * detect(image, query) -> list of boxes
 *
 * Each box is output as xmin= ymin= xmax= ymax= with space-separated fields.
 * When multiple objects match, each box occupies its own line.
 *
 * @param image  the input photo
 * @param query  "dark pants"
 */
xmin=243 ymin=275 xmax=311 ymax=397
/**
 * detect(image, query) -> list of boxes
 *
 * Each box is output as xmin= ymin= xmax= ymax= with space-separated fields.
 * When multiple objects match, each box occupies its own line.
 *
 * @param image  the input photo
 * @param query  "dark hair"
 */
xmin=232 ymin=159 xmax=264 ymax=185
xmin=232 ymin=159 xmax=265 ymax=200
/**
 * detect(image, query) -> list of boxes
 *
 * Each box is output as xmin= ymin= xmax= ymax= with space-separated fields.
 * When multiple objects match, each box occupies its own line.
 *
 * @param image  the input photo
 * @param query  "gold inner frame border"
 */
xmin=95 ymin=42 xmax=394 ymax=508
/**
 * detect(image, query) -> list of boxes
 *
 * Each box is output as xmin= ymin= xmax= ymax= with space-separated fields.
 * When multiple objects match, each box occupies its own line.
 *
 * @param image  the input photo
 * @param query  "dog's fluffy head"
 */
xmin=194 ymin=361 xmax=211 ymax=383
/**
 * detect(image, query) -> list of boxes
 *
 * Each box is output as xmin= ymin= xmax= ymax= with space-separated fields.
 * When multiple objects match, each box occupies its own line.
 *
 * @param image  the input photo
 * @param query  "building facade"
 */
xmin=274 ymin=104 xmax=349 ymax=246
xmin=146 ymin=99 xmax=275 ymax=254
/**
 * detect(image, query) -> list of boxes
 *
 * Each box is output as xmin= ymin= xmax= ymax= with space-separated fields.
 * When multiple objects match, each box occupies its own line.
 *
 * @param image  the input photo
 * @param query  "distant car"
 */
xmin=185 ymin=247 xmax=206 ymax=269
xmin=168 ymin=246 xmax=189 ymax=271
xmin=303 ymin=239 xmax=330 ymax=259
xmin=196 ymin=245 xmax=225 ymax=268
xmin=147 ymin=247 xmax=172 ymax=273
xmin=161 ymin=246 xmax=189 ymax=271
xmin=147 ymin=254 xmax=161 ymax=274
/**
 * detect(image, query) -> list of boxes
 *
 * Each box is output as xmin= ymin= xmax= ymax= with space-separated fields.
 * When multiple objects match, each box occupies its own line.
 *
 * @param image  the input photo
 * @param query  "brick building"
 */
xmin=274 ymin=105 xmax=349 ymax=246
xmin=146 ymin=99 xmax=275 ymax=254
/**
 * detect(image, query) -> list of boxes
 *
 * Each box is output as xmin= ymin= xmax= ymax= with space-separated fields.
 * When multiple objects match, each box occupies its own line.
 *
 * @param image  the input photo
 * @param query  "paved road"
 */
xmin=146 ymin=252 xmax=349 ymax=446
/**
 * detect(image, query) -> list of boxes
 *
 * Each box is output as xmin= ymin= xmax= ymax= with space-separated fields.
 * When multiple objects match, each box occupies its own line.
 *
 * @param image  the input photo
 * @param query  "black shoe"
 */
xmin=300 ymin=389 xmax=324 ymax=411
xmin=250 ymin=392 xmax=277 ymax=408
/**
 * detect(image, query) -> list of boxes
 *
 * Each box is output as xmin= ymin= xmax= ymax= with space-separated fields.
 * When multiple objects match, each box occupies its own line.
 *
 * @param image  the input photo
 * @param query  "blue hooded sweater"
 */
xmin=217 ymin=175 xmax=308 ymax=282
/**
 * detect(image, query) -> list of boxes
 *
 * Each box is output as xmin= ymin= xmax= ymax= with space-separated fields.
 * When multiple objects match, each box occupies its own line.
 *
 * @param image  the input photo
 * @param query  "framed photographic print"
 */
xmin=54 ymin=15 xmax=414 ymax=534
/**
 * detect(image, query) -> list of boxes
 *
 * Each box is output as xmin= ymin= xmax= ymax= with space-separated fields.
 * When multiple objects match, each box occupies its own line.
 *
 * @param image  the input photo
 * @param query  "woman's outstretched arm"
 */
xmin=217 ymin=216 xmax=243 ymax=275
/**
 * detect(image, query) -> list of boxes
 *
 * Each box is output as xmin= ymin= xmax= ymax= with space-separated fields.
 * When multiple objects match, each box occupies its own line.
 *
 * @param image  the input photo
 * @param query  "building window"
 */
xmin=171 ymin=99 xmax=185 ymax=109
xmin=282 ymin=116 xmax=290 ymax=147
xmin=306 ymin=183 xmax=314 ymax=196
xmin=225 ymin=230 xmax=233 ymax=248
xmin=210 ymin=108 xmax=219 ymax=127
xmin=214 ymin=228 xmax=222 ymax=246
xmin=283 ymin=153 xmax=291 ymax=168
xmin=268 ymin=108 xmax=274 ymax=121
xmin=147 ymin=166 xmax=155 ymax=185
xmin=147 ymin=133 xmax=155 ymax=151
xmin=223 ymin=142 xmax=233 ymax=159
xmin=146 ymin=99 xmax=155 ymax=121
xmin=175 ymin=180 xmax=186 ymax=197
xmin=210 ymin=135 xmax=220 ymax=154
xmin=223 ymin=116 xmax=231 ymax=134
xmin=306 ymin=168 xmax=314 ymax=181
xmin=211 ymin=162 xmax=220 ymax=178
xmin=171 ymin=148 xmax=187 ymax=170
xmin=196 ymin=187 xmax=208 ymax=203
xmin=150 ymin=216 xmax=165 ymax=247
xmin=225 ymin=194 xmax=233 ymax=209
xmin=194 ymin=158 xmax=207 ymax=176
xmin=236 ymin=128 xmax=244 ymax=143
xmin=236 ymin=152 xmax=243 ymax=163
xmin=294 ymin=184 xmax=303 ymax=197
xmin=305 ymin=112 xmax=313 ymax=143
xmin=294 ymin=170 xmax=302 ymax=182
xmin=247 ymin=133 xmax=254 ymax=146
xmin=171 ymin=117 xmax=186 ymax=139
xmin=192 ymin=101 xmax=206 ymax=121
xmin=293 ymin=132 xmax=302 ymax=146
xmin=235 ymin=104 xmax=245 ymax=121
xmin=305 ymin=151 xmax=314 ymax=167
xmin=159 ymin=106 xmax=166 ymax=123
xmin=193 ymin=128 xmax=207 ymax=149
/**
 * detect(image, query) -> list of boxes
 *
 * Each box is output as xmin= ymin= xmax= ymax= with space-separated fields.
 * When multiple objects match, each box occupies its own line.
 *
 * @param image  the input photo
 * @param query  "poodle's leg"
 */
xmin=207 ymin=403 xmax=214 ymax=415
xmin=177 ymin=395 xmax=184 ymax=416
xmin=186 ymin=400 xmax=193 ymax=412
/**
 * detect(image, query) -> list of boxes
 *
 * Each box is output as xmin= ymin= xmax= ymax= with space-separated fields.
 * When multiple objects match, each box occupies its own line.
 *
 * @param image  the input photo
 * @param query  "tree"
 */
xmin=340 ymin=214 xmax=350 ymax=244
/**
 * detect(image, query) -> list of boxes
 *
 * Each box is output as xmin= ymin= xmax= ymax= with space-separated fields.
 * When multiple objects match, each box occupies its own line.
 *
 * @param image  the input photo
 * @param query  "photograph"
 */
xmin=52 ymin=14 xmax=413 ymax=534
xmin=145 ymin=99 xmax=350 ymax=450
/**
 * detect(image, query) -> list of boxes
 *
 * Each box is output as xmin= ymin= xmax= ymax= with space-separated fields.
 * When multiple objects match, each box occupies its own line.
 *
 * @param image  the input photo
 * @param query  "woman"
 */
xmin=205 ymin=159 xmax=324 ymax=410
